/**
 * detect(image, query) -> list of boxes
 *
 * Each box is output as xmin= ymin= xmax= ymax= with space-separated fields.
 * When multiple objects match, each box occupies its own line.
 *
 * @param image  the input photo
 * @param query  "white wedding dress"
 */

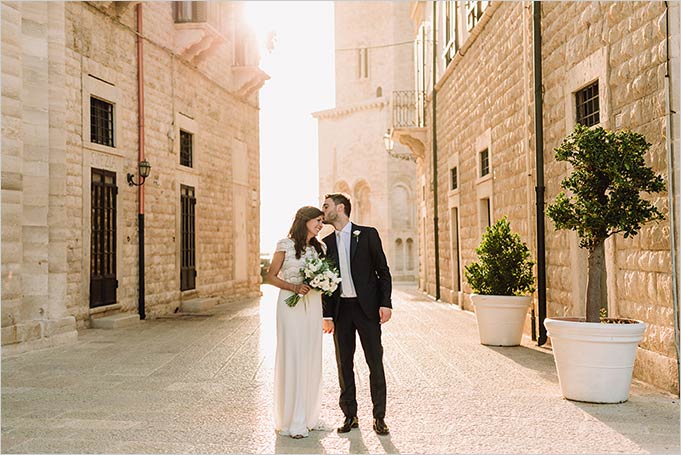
xmin=273 ymin=238 xmax=323 ymax=437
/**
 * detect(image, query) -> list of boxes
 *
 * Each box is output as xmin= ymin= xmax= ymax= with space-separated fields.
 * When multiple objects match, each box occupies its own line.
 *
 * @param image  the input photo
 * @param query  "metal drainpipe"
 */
xmin=136 ymin=3 xmax=146 ymax=320
xmin=533 ymin=1 xmax=547 ymax=345
xmin=664 ymin=1 xmax=680 ymax=393
xmin=432 ymin=1 xmax=441 ymax=301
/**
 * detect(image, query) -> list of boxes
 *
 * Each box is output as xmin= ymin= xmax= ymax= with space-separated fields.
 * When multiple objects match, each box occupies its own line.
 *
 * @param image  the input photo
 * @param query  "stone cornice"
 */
xmin=312 ymin=97 xmax=389 ymax=119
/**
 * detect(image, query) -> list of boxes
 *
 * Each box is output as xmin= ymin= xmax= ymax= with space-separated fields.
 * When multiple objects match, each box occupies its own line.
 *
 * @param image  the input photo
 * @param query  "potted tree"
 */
xmin=464 ymin=216 xmax=535 ymax=346
xmin=545 ymin=124 xmax=665 ymax=403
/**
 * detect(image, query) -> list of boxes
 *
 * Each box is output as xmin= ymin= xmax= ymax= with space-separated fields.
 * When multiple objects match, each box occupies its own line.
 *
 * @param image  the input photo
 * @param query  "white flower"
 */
xmin=353 ymin=230 xmax=361 ymax=237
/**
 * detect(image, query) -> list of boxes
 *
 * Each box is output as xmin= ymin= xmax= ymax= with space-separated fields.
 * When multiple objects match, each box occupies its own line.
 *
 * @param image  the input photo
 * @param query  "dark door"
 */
xmin=90 ymin=169 xmax=117 ymax=308
xmin=181 ymin=185 xmax=196 ymax=290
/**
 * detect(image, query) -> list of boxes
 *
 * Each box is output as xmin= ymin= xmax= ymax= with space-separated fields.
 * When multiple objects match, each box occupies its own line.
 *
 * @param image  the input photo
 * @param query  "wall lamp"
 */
xmin=383 ymin=128 xmax=394 ymax=153
xmin=383 ymin=128 xmax=415 ymax=162
xmin=127 ymin=160 xmax=152 ymax=186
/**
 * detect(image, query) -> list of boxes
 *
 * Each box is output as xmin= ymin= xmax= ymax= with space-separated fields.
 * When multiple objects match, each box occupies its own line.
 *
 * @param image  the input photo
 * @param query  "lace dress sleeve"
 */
xmin=275 ymin=238 xmax=292 ymax=254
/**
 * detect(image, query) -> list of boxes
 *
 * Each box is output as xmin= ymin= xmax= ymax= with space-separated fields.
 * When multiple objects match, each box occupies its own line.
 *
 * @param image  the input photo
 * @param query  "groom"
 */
xmin=321 ymin=193 xmax=392 ymax=436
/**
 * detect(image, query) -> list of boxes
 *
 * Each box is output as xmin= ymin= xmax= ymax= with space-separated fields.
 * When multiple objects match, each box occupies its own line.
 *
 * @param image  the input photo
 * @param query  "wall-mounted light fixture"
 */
xmin=383 ymin=128 xmax=394 ymax=153
xmin=383 ymin=128 xmax=415 ymax=162
xmin=127 ymin=160 xmax=152 ymax=186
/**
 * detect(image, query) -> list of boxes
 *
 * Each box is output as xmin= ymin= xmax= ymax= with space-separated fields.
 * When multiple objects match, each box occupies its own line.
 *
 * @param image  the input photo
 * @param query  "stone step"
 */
xmin=90 ymin=313 xmax=140 ymax=329
xmin=180 ymin=297 xmax=220 ymax=313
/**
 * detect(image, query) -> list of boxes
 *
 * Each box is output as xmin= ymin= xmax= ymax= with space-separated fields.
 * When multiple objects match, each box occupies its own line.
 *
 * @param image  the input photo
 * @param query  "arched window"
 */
xmin=406 ymin=238 xmax=414 ymax=270
xmin=395 ymin=238 xmax=404 ymax=271
xmin=376 ymin=86 xmax=383 ymax=97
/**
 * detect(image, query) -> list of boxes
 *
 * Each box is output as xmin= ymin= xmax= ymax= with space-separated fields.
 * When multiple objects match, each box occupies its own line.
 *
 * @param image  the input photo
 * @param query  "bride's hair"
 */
xmin=288 ymin=206 xmax=325 ymax=259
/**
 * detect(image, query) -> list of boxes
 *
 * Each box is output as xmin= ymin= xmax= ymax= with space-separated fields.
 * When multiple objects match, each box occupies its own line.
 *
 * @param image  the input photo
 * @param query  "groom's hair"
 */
xmin=325 ymin=192 xmax=351 ymax=217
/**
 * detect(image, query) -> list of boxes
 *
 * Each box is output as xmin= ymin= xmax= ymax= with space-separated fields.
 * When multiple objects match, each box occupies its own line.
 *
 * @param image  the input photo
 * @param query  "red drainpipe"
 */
xmin=136 ymin=3 xmax=146 ymax=319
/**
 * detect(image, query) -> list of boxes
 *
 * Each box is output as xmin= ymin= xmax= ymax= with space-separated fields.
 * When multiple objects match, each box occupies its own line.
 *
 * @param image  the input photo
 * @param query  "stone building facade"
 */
xmin=393 ymin=1 xmax=680 ymax=394
xmin=314 ymin=1 xmax=419 ymax=281
xmin=2 ymin=1 xmax=267 ymax=354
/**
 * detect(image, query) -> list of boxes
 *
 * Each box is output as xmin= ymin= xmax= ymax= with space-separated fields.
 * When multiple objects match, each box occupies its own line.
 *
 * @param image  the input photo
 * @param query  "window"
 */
xmin=576 ymin=80 xmax=600 ymax=127
xmin=479 ymin=149 xmax=489 ymax=177
xmin=480 ymin=197 xmax=491 ymax=229
xmin=466 ymin=1 xmax=489 ymax=31
xmin=395 ymin=238 xmax=404 ymax=271
xmin=180 ymin=130 xmax=193 ymax=168
xmin=173 ymin=1 xmax=207 ymax=23
xmin=181 ymin=185 xmax=196 ymax=291
xmin=450 ymin=166 xmax=458 ymax=190
xmin=444 ymin=1 xmax=459 ymax=66
xmin=90 ymin=97 xmax=114 ymax=147
xmin=450 ymin=208 xmax=461 ymax=292
xmin=358 ymin=48 xmax=369 ymax=79
xmin=406 ymin=238 xmax=414 ymax=271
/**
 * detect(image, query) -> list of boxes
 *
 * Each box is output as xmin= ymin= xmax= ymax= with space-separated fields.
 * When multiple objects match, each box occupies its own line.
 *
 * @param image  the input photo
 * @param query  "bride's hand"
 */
xmin=294 ymin=284 xmax=311 ymax=295
xmin=298 ymin=284 xmax=311 ymax=295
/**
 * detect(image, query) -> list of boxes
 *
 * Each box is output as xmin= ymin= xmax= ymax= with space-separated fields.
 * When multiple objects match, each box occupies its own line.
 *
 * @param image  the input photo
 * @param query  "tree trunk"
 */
xmin=586 ymin=242 xmax=605 ymax=323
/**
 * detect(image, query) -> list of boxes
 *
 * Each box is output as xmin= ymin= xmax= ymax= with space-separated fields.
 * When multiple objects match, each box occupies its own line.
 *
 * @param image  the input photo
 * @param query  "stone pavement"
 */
xmin=1 ymin=285 xmax=679 ymax=454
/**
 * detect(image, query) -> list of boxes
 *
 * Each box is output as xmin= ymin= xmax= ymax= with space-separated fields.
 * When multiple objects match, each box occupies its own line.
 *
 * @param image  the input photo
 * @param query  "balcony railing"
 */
xmin=391 ymin=90 xmax=426 ymax=128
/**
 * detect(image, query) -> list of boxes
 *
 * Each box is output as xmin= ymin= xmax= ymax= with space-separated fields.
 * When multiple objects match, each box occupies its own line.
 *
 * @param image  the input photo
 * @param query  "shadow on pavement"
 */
xmin=487 ymin=343 xmax=679 ymax=454
xmin=485 ymin=343 xmax=559 ymax=384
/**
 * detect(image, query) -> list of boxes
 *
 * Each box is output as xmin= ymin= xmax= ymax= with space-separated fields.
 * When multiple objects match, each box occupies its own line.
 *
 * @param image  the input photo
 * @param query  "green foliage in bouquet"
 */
xmin=464 ymin=217 xmax=535 ymax=296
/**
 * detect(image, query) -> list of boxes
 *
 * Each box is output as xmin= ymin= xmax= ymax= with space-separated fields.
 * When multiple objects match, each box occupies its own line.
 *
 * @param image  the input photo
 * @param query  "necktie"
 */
xmin=336 ymin=232 xmax=354 ymax=297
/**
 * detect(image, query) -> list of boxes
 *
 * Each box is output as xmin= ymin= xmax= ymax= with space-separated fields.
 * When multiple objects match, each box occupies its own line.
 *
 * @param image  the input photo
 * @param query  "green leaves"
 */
xmin=464 ymin=217 xmax=535 ymax=296
xmin=546 ymin=124 xmax=666 ymax=251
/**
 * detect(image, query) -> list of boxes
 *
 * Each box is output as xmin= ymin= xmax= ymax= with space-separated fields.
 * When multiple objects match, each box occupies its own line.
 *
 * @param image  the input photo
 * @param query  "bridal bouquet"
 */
xmin=285 ymin=254 xmax=342 ymax=308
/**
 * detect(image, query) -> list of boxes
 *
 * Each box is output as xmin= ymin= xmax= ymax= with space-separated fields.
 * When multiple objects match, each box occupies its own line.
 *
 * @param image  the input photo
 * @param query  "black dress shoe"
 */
xmin=373 ymin=418 xmax=389 ymax=435
xmin=337 ymin=416 xmax=359 ymax=433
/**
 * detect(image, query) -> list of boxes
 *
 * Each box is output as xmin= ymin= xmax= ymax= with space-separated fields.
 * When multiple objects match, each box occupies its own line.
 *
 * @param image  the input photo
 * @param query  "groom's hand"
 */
xmin=323 ymin=319 xmax=334 ymax=334
xmin=379 ymin=307 xmax=392 ymax=324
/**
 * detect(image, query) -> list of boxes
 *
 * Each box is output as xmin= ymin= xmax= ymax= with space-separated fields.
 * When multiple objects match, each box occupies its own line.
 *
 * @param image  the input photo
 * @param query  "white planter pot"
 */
xmin=544 ymin=317 xmax=646 ymax=403
xmin=470 ymin=294 xmax=531 ymax=346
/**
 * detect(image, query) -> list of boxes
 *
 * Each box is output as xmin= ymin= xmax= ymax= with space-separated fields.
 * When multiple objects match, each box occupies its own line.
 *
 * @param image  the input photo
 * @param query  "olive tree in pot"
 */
xmin=545 ymin=124 xmax=665 ymax=403
xmin=464 ymin=216 xmax=535 ymax=346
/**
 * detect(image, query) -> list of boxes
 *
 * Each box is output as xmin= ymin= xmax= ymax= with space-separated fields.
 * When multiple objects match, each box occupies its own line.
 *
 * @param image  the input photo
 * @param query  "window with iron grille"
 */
xmin=444 ymin=1 xmax=459 ymax=66
xmin=479 ymin=149 xmax=489 ymax=177
xmin=576 ymin=81 xmax=600 ymax=127
xmin=180 ymin=130 xmax=193 ymax=167
xmin=181 ymin=185 xmax=196 ymax=291
xmin=90 ymin=168 xmax=117 ymax=308
xmin=174 ymin=1 xmax=207 ymax=23
xmin=90 ymin=97 xmax=114 ymax=147
xmin=450 ymin=166 xmax=458 ymax=190
xmin=466 ymin=1 xmax=489 ymax=31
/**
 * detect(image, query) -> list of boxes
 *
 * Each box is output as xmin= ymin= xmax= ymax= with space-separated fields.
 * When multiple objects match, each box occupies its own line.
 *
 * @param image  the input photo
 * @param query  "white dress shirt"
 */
xmin=336 ymin=222 xmax=357 ymax=298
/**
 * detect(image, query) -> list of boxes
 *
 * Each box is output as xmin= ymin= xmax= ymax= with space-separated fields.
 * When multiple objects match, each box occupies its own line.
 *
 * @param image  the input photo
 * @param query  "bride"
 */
xmin=265 ymin=206 xmax=326 ymax=438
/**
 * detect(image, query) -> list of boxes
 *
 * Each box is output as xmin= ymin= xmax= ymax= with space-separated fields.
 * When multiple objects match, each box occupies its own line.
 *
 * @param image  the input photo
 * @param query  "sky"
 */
xmin=244 ymin=2 xmax=336 ymax=254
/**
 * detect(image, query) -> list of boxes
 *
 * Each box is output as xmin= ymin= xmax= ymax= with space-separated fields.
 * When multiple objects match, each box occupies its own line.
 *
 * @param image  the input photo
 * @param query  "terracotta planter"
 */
xmin=470 ymin=294 xmax=531 ymax=346
xmin=544 ymin=317 xmax=646 ymax=403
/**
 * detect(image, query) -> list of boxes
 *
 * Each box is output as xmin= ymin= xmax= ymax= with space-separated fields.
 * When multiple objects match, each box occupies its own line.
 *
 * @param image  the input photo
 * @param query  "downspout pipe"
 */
xmin=533 ymin=1 xmax=547 ymax=345
xmin=664 ymin=1 xmax=680 ymax=394
xmin=432 ymin=1 xmax=441 ymax=301
xmin=136 ymin=3 xmax=146 ymax=320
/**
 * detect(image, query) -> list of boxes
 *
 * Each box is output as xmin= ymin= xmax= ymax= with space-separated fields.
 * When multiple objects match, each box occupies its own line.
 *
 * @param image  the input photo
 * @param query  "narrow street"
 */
xmin=2 ymin=285 xmax=678 ymax=454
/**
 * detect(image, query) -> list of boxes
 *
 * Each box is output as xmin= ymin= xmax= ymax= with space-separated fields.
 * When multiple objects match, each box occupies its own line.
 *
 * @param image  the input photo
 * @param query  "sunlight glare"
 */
xmin=250 ymin=2 xmax=335 ymax=254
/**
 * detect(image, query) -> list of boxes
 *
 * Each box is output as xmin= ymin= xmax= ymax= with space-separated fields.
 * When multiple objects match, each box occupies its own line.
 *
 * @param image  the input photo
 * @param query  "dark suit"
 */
xmin=322 ymin=223 xmax=392 ymax=419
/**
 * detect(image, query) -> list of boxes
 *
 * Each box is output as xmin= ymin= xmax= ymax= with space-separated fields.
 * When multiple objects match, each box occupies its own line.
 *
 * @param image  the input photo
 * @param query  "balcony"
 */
xmin=389 ymin=90 xmax=427 ymax=161
xmin=172 ymin=1 xmax=225 ymax=62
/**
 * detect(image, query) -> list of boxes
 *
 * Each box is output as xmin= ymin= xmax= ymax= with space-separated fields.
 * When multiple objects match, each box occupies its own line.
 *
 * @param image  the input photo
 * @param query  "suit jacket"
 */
xmin=322 ymin=223 xmax=392 ymax=322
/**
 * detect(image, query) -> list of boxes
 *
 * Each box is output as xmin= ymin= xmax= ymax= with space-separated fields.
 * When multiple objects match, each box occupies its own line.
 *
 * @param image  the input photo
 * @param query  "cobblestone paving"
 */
xmin=2 ymin=285 xmax=679 ymax=454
